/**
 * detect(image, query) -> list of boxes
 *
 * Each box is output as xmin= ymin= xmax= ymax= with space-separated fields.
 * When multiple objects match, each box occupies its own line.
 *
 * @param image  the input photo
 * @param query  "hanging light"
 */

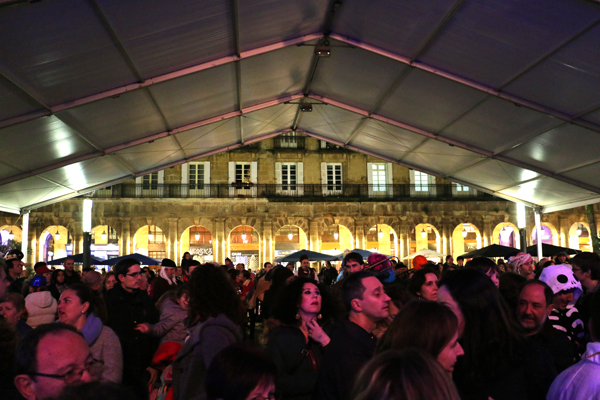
xmin=8 ymin=230 xmax=14 ymax=240
xmin=576 ymin=224 xmax=582 ymax=236
xmin=421 ymin=228 xmax=427 ymax=239
xmin=101 ymin=230 xmax=107 ymax=241
xmin=288 ymin=233 xmax=293 ymax=241
xmin=195 ymin=231 xmax=200 ymax=241
xmin=462 ymin=227 xmax=467 ymax=238
xmin=334 ymin=232 xmax=339 ymax=241
xmin=55 ymin=229 xmax=61 ymax=241
xmin=241 ymin=228 xmax=247 ymax=241
xmin=209 ymin=239 xmax=212 ymax=244
xmin=148 ymin=229 xmax=154 ymax=241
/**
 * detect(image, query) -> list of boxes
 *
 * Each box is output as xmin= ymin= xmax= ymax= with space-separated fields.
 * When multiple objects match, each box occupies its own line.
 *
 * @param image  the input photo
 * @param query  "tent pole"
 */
xmin=534 ymin=210 xmax=543 ymax=260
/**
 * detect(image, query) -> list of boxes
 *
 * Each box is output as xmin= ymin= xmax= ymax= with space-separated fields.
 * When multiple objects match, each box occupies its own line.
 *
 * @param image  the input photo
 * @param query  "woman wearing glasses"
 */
xmin=58 ymin=283 xmax=123 ymax=383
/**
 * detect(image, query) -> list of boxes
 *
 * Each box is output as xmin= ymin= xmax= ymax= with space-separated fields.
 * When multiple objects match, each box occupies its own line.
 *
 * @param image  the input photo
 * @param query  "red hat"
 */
xmin=35 ymin=264 xmax=51 ymax=275
xmin=412 ymin=255 xmax=427 ymax=270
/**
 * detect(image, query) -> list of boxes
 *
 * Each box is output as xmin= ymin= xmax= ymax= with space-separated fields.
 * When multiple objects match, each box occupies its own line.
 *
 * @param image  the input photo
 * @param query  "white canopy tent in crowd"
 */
xmin=2 ymin=0 xmax=600 ymax=260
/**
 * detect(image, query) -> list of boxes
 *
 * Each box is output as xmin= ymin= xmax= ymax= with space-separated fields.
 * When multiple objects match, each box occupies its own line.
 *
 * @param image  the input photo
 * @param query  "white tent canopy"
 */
xmin=1 ymin=0 xmax=600 ymax=214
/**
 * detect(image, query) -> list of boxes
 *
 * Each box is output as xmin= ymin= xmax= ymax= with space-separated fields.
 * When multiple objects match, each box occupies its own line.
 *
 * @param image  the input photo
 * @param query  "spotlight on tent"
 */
xmin=315 ymin=40 xmax=331 ymax=57
xmin=300 ymin=103 xmax=313 ymax=112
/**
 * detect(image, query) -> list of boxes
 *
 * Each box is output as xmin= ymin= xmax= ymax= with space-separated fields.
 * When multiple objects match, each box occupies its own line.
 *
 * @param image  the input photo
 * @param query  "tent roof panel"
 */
xmin=38 ymin=158 xmax=131 ymax=192
xmin=96 ymin=0 xmax=235 ymax=79
xmin=418 ymin=0 xmax=600 ymax=88
xmin=241 ymin=105 xmax=297 ymax=141
xmin=0 ymin=76 xmax=42 ymax=121
xmin=441 ymin=96 xmax=561 ymax=154
xmin=401 ymin=139 xmax=484 ymax=175
xmin=297 ymin=105 xmax=364 ymax=144
xmin=332 ymin=0 xmax=459 ymax=58
xmin=148 ymin=63 xmax=238 ymax=128
xmin=499 ymin=177 xmax=596 ymax=207
xmin=0 ymin=177 xmax=71 ymax=211
xmin=56 ymin=90 xmax=167 ymax=149
xmin=310 ymin=41 xmax=406 ymax=112
xmin=376 ymin=68 xmax=488 ymax=133
xmin=113 ymin=136 xmax=185 ymax=173
xmin=0 ymin=0 xmax=137 ymax=105
xmin=452 ymin=159 xmax=541 ymax=191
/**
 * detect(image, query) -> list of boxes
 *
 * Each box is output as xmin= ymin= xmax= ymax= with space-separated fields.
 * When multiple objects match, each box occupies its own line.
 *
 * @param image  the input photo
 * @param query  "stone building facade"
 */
xmin=1 ymin=136 xmax=596 ymax=269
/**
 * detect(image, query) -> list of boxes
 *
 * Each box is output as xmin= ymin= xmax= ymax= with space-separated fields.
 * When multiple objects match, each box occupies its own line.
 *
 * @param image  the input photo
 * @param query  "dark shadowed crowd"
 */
xmin=0 ymin=249 xmax=599 ymax=400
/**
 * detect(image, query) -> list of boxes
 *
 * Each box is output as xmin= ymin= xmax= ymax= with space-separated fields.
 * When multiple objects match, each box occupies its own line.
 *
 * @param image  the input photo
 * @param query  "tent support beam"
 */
xmin=534 ymin=210 xmax=543 ymax=260
xmin=309 ymin=95 xmax=600 ymax=194
xmin=329 ymin=34 xmax=600 ymax=135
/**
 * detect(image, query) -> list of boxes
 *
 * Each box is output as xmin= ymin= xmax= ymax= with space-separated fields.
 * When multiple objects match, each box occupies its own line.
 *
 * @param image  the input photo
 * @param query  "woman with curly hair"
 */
xmin=172 ymin=264 xmax=245 ymax=400
xmin=266 ymin=277 xmax=332 ymax=400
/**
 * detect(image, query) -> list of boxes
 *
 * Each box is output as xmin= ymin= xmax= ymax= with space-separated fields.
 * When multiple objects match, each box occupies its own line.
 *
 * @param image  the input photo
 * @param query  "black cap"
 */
xmin=5 ymin=249 xmax=24 ymax=261
xmin=161 ymin=258 xmax=177 ymax=268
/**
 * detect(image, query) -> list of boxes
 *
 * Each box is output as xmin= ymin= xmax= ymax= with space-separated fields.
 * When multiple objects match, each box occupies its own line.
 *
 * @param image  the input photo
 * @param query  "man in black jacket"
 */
xmin=316 ymin=270 xmax=390 ymax=400
xmin=105 ymin=258 xmax=159 ymax=399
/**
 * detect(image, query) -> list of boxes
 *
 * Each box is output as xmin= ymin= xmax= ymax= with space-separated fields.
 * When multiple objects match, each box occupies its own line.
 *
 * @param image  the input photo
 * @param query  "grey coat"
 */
xmin=172 ymin=314 xmax=242 ymax=400
xmin=146 ymin=298 xmax=188 ymax=345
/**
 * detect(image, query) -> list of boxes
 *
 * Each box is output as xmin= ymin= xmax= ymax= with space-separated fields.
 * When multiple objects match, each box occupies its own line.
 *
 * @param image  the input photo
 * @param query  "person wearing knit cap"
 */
xmin=540 ymin=264 xmax=585 ymax=351
xmin=508 ymin=252 xmax=535 ymax=280
xmin=151 ymin=259 xmax=178 ymax=301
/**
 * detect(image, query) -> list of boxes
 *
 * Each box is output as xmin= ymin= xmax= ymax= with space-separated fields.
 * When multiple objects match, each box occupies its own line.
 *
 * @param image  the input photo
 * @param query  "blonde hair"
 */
xmin=353 ymin=349 xmax=461 ymax=400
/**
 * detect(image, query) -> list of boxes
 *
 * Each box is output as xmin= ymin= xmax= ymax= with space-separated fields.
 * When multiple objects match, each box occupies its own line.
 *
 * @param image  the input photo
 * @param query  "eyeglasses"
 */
xmin=126 ymin=272 xmax=141 ymax=278
xmin=28 ymin=359 xmax=103 ymax=384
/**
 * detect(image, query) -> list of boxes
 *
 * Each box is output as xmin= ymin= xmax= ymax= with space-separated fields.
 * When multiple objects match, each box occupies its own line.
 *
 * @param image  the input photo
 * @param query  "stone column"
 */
xmin=483 ymin=218 xmax=492 ymax=248
xmin=215 ymin=218 xmax=226 ymax=263
xmin=355 ymin=219 xmax=365 ymax=250
xmin=26 ymin=221 xmax=36 ymax=266
xmin=120 ymin=218 xmax=131 ymax=256
xmin=262 ymin=220 xmax=273 ymax=264
xmin=442 ymin=220 xmax=452 ymax=256
xmin=309 ymin=219 xmax=319 ymax=252
xmin=559 ymin=216 xmax=569 ymax=247
xmin=168 ymin=218 xmax=178 ymax=260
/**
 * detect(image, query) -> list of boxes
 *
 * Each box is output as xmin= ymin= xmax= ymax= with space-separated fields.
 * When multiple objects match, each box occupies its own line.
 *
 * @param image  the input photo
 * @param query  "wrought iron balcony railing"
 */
xmin=88 ymin=184 xmax=496 ymax=201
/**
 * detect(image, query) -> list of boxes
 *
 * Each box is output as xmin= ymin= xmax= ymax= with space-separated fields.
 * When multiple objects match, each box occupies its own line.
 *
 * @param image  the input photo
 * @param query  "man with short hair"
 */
xmin=4 ymin=257 xmax=25 ymax=294
xmin=297 ymin=255 xmax=318 ymax=281
xmin=516 ymin=280 xmax=575 ymax=372
xmin=62 ymin=257 xmax=81 ymax=286
xmin=13 ymin=323 xmax=95 ymax=399
xmin=224 ymin=258 xmax=234 ymax=270
xmin=456 ymin=256 xmax=465 ymax=267
xmin=444 ymin=255 xmax=455 ymax=269
xmin=317 ymin=271 xmax=390 ymax=400
xmin=572 ymin=252 xmax=600 ymax=340
xmin=331 ymin=252 xmax=366 ymax=316
xmin=105 ymin=258 xmax=158 ymax=398
xmin=183 ymin=260 xmax=201 ymax=282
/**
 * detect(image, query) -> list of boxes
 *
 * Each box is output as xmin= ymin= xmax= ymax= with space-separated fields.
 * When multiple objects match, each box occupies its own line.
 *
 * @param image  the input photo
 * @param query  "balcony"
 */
xmin=88 ymin=184 xmax=497 ymax=201
xmin=273 ymin=136 xmax=305 ymax=149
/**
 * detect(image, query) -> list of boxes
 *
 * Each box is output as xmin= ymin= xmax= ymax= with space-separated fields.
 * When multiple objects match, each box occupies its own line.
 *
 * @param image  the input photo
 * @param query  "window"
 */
xmin=371 ymin=164 xmax=386 ymax=192
xmin=455 ymin=183 xmax=468 ymax=192
xmin=452 ymin=182 xmax=476 ymax=197
xmin=235 ymin=163 xmax=252 ymax=184
xmin=282 ymin=164 xmax=297 ymax=190
xmin=414 ymin=171 xmax=429 ymax=192
xmin=189 ymin=163 xmax=205 ymax=188
xmin=321 ymin=163 xmax=342 ymax=195
xmin=276 ymin=162 xmax=304 ymax=195
xmin=135 ymin=171 xmax=164 ymax=197
xmin=142 ymin=172 xmax=159 ymax=190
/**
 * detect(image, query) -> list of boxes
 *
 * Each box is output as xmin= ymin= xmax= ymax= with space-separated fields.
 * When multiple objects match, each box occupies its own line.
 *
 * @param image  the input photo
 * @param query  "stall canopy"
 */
xmin=1 ymin=0 xmax=600 ymax=214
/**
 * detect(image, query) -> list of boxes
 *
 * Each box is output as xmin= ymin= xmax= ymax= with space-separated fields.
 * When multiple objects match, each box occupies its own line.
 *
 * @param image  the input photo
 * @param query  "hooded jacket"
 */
xmin=80 ymin=313 xmax=123 ymax=383
xmin=25 ymin=291 xmax=57 ymax=328
xmin=145 ymin=297 xmax=188 ymax=345
xmin=172 ymin=314 xmax=242 ymax=400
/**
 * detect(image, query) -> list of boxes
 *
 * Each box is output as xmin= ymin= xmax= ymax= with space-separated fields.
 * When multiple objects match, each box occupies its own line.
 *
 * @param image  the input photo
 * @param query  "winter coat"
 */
xmin=172 ymin=314 xmax=242 ymax=400
xmin=266 ymin=325 xmax=324 ymax=400
xmin=25 ymin=291 xmax=57 ymax=328
xmin=152 ymin=276 xmax=175 ymax=302
xmin=80 ymin=313 xmax=123 ymax=383
xmin=145 ymin=298 xmax=188 ymax=345
xmin=105 ymin=283 xmax=159 ymax=381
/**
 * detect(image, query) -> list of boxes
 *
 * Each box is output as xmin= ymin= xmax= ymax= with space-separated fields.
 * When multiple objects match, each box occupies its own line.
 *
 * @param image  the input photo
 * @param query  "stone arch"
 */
xmin=272 ymin=218 xmax=309 ymax=235
xmin=228 ymin=225 xmax=261 ymax=270
xmin=413 ymin=223 xmax=441 ymax=253
xmin=90 ymin=225 xmax=119 ymax=260
xmin=452 ymin=223 xmax=482 ymax=257
xmin=492 ymin=222 xmax=520 ymax=248
xmin=180 ymin=224 xmax=214 ymax=263
xmin=320 ymin=220 xmax=353 ymax=255
xmin=569 ymin=222 xmax=592 ymax=251
xmin=0 ymin=225 xmax=22 ymax=245
xmin=133 ymin=225 xmax=166 ymax=259
xmin=274 ymin=225 xmax=309 ymax=259
xmin=531 ymin=222 xmax=558 ymax=246
xmin=365 ymin=223 xmax=398 ymax=256
xmin=39 ymin=225 xmax=69 ymax=262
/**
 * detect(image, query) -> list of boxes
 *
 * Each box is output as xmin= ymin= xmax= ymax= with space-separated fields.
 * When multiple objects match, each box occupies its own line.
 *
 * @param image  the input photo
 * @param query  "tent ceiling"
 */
xmin=1 ymin=0 xmax=600 ymax=214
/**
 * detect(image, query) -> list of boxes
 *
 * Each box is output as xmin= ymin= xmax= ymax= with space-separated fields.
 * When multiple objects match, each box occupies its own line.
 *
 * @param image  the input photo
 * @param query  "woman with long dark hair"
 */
xmin=437 ymin=269 xmax=556 ymax=400
xmin=377 ymin=301 xmax=463 ymax=376
xmin=266 ymin=277 xmax=333 ymax=400
xmin=408 ymin=268 xmax=439 ymax=301
xmin=172 ymin=264 xmax=245 ymax=400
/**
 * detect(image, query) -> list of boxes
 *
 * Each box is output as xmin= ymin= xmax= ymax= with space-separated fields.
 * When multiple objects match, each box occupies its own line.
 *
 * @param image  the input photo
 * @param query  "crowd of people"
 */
xmin=0 ymin=247 xmax=599 ymax=400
